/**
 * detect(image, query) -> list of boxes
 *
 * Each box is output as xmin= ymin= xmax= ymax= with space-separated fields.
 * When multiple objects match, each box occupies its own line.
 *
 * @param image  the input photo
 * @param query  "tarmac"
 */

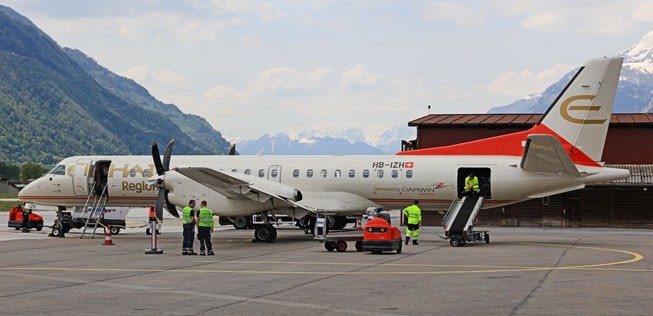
xmin=1 ymin=209 xmax=653 ymax=316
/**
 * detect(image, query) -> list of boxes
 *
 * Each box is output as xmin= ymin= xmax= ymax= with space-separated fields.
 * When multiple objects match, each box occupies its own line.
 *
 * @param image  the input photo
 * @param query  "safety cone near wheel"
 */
xmin=103 ymin=226 xmax=114 ymax=246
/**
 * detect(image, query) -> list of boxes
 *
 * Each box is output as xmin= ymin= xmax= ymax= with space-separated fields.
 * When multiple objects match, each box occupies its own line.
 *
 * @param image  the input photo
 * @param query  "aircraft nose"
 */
xmin=18 ymin=179 xmax=38 ymax=202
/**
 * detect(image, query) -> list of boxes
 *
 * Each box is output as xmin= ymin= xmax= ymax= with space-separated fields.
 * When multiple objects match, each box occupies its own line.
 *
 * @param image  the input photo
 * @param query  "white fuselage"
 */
xmin=18 ymin=154 xmax=624 ymax=217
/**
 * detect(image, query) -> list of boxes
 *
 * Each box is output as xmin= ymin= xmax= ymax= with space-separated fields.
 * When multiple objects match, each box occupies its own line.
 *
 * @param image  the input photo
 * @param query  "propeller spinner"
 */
xmin=151 ymin=140 xmax=180 ymax=218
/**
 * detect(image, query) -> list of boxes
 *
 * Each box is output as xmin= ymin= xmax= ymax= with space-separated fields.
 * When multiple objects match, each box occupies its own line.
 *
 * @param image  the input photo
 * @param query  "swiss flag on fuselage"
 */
xmin=405 ymin=162 xmax=414 ymax=168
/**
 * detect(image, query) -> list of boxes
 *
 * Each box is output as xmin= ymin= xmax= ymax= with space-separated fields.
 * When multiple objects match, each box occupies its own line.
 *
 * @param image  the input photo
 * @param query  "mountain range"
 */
xmin=0 ymin=5 xmax=230 ymax=165
xmin=489 ymin=31 xmax=653 ymax=113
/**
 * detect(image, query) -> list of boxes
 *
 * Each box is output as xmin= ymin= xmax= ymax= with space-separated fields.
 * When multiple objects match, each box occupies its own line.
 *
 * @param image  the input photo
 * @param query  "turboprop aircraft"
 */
xmin=19 ymin=57 xmax=629 ymax=242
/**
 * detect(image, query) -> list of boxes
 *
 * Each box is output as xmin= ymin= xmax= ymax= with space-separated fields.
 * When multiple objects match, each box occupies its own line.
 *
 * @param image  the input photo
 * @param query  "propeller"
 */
xmin=151 ymin=140 xmax=180 ymax=219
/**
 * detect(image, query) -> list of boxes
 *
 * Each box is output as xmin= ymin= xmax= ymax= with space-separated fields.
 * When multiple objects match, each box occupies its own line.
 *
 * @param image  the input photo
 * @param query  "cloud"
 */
xmin=421 ymin=1 xmax=486 ymax=27
xmin=488 ymin=63 xmax=575 ymax=97
xmin=202 ymin=84 xmax=249 ymax=100
xmin=199 ymin=0 xmax=286 ymax=21
xmin=340 ymin=65 xmax=388 ymax=90
xmin=256 ymin=67 xmax=333 ymax=95
xmin=123 ymin=65 xmax=149 ymax=82
xmin=497 ymin=0 xmax=651 ymax=34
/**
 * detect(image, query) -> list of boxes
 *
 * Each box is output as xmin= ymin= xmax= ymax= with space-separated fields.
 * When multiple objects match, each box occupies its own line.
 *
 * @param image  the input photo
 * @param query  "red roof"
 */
xmin=409 ymin=113 xmax=653 ymax=126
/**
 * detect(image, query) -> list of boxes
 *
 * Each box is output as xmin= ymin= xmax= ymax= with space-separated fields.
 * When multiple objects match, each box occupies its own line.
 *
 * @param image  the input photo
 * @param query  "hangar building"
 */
xmin=404 ymin=113 xmax=653 ymax=228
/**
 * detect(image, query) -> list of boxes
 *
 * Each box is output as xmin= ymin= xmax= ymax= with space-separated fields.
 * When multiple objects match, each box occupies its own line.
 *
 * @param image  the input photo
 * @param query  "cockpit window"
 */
xmin=48 ymin=165 xmax=66 ymax=175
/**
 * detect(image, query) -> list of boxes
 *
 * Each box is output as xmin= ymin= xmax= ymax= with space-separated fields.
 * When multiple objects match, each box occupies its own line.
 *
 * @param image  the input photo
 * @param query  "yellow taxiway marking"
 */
xmin=0 ymin=242 xmax=648 ymax=275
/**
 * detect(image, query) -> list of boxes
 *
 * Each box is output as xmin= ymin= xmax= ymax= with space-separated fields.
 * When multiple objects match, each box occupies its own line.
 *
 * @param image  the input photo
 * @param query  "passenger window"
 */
xmin=293 ymin=169 xmax=300 ymax=178
xmin=320 ymin=169 xmax=327 ymax=178
xmin=231 ymin=169 xmax=238 ymax=173
xmin=363 ymin=169 xmax=369 ymax=178
xmin=244 ymin=169 xmax=251 ymax=175
xmin=143 ymin=169 xmax=150 ymax=177
xmin=391 ymin=170 xmax=398 ymax=178
xmin=258 ymin=169 xmax=265 ymax=178
xmin=271 ymin=169 xmax=278 ymax=178
xmin=307 ymin=169 xmax=314 ymax=178
xmin=406 ymin=170 xmax=413 ymax=179
xmin=334 ymin=169 xmax=341 ymax=178
xmin=129 ymin=169 xmax=137 ymax=177
xmin=377 ymin=170 xmax=384 ymax=178
xmin=348 ymin=169 xmax=355 ymax=178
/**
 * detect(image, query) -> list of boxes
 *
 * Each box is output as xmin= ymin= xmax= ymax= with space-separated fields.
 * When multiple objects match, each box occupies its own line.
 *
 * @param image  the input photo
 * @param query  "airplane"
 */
xmin=18 ymin=57 xmax=629 ymax=243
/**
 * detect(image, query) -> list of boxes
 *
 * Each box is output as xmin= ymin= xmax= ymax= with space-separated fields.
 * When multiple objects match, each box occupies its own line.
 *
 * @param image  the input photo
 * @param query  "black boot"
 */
xmin=207 ymin=250 xmax=215 ymax=256
xmin=405 ymin=236 xmax=410 ymax=245
xmin=182 ymin=248 xmax=188 ymax=255
xmin=413 ymin=240 xmax=419 ymax=245
xmin=200 ymin=250 xmax=206 ymax=256
xmin=189 ymin=249 xmax=198 ymax=255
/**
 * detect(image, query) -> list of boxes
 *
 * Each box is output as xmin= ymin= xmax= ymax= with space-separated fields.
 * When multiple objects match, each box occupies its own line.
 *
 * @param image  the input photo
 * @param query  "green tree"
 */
xmin=0 ymin=161 xmax=20 ymax=180
xmin=20 ymin=162 xmax=48 ymax=182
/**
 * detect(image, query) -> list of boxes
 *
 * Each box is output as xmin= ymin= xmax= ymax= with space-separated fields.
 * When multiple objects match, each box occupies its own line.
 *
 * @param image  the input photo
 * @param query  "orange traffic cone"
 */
xmin=356 ymin=216 xmax=363 ymax=231
xmin=103 ymin=227 xmax=114 ymax=246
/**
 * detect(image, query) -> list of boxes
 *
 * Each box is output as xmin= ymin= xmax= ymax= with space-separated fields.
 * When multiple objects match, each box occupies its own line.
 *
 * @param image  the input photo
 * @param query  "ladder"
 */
xmin=80 ymin=182 xmax=109 ymax=239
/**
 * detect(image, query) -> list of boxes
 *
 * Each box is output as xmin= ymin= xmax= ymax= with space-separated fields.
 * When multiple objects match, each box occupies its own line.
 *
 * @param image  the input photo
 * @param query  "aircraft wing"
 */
xmin=174 ymin=167 xmax=378 ymax=214
xmin=520 ymin=134 xmax=582 ymax=178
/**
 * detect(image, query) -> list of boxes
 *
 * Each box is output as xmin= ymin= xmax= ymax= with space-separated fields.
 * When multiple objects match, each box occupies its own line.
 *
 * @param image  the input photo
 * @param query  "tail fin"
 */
xmin=538 ymin=57 xmax=623 ymax=165
xmin=398 ymin=57 xmax=623 ymax=167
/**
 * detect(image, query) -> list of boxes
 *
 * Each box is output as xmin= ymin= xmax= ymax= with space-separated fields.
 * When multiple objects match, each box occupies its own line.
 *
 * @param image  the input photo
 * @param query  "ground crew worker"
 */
xmin=181 ymin=200 xmax=198 ymax=255
xmin=21 ymin=204 xmax=31 ymax=233
xmin=197 ymin=200 xmax=215 ymax=256
xmin=462 ymin=172 xmax=480 ymax=196
xmin=403 ymin=200 xmax=422 ymax=245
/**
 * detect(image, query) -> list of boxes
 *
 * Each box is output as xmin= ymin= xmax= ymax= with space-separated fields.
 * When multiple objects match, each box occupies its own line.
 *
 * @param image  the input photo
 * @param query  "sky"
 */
xmin=2 ymin=0 xmax=653 ymax=140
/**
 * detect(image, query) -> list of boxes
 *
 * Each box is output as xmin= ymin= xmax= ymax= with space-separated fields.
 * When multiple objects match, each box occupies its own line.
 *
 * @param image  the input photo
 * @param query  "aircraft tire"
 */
xmin=233 ymin=216 xmax=250 ymax=230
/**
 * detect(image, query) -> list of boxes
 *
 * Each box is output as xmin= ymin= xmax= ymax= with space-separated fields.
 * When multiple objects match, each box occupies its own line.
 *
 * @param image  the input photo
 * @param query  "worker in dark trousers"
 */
xmin=21 ymin=204 xmax=31 ymax=233
xmin=181 ymin=200 xmax=197 ymax=255
xmin=403 ymin=200 xmax=422 ymax=245
xmin=197 ymin=200 xmax=215 ymax=256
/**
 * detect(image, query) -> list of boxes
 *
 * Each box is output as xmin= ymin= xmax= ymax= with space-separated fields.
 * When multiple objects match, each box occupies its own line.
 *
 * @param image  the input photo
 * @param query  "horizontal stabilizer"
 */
xmin=520 ymin=135 xmax=582 ymax=178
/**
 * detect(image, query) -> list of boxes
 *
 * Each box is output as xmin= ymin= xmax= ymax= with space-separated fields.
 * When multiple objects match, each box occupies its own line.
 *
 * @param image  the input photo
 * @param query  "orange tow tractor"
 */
xmin=323 ymin=216 xmax=402 ymax=254
xmin=8 ymin=206 xmax=44 ymax=231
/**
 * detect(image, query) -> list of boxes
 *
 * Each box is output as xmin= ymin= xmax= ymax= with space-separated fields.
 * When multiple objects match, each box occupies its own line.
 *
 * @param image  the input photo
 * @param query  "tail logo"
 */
xmin=560 ymin=95 xmax=607 ymax=124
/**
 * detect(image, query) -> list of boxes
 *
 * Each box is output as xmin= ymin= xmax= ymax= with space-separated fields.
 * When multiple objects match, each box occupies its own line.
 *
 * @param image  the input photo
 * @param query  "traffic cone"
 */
xmin=103 ymin=227 xmax=114 ymax=246
xmin=356 ymin=216 xmax=363 ymax=231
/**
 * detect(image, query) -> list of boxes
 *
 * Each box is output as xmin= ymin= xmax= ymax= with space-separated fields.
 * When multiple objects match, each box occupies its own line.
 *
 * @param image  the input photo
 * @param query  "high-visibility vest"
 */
xmin=465 ymin=176 xmax=479 ymax=191
xmin=182 ymin=206 xmax=194 ymax=224
xmin=403 ymin=205 xmax=422 ymax=225
xmin=198 ymin=207 xmax=214 ymax=228
xmin=148 ymin=207 xmax=155 ymax=218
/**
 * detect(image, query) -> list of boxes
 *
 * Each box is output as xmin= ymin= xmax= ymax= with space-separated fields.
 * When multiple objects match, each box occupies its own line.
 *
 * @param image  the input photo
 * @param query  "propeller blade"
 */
xmin=164 ymin=191 xmax=180 ymax=218
xmin=228 ymin=144 xmax=236 ymax=155
xmin=155 ymin=188 xmax=165 ymax=220
xmin=152 ymin=142 xmax=164 ymax=176
xmin=162 ymin=139 xmax=174 ymax=171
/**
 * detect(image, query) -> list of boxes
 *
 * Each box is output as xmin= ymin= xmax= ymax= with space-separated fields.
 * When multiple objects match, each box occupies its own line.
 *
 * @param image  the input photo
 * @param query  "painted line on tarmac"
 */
xmin=0 ymin=242 xmax=646 ymax=275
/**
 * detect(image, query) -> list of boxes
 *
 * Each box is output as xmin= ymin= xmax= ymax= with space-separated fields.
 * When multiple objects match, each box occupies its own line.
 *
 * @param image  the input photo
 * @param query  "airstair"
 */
xmin=80 ymin=182 xmax=109 ymax=239
xmin=442 ymin=195 xmax=489 ymax=247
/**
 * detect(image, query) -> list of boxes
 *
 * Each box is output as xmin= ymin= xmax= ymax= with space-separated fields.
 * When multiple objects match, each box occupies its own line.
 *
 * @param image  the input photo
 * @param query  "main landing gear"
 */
xmin=252 ymin=213 xmax=278 ymax=243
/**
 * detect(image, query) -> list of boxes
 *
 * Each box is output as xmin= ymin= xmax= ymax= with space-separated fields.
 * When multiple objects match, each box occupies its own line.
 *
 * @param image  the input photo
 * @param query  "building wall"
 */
xmin=416 ymin=125 xmax=653 ymax=164
xmin=421 ymin=187 xmax=653 ymax=229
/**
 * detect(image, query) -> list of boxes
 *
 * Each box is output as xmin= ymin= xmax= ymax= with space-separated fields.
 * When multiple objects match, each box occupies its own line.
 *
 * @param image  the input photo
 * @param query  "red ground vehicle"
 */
xmin=8 ymin=206 xmax=44 ymax=231
xmin=323 ymin=216 xmax=402 ymax=254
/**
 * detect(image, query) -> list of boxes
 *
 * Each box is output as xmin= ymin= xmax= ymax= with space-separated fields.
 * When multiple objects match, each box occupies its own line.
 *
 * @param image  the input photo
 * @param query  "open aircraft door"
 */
xmin=73 ymin=159 xmax=93 ymax=196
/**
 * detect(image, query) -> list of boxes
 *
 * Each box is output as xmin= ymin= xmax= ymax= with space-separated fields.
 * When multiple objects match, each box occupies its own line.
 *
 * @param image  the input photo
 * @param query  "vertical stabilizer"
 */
xmin=539 ymin=57 xmax=623 ymax=164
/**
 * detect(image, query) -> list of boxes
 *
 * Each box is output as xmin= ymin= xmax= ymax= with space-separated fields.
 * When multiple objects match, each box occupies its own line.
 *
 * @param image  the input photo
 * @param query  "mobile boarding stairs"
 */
xmin=442 ymin=194 xmax=490 ymax=247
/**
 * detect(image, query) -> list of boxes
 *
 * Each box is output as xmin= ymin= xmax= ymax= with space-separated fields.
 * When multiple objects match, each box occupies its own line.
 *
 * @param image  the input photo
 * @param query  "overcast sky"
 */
xmin=3 ymin=0 xmax=653 ymax=139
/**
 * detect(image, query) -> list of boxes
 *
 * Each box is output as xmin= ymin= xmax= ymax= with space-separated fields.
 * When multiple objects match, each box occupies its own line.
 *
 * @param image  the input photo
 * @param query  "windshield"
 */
xmin=47 ymin=165 xmax=66 ymax=175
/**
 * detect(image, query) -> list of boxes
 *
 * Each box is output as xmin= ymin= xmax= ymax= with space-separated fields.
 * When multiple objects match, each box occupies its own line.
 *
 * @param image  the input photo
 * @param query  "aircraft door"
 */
xmin=457 ymin=167 xmax=492 ymax=199
xmin=268 ymin=165 xmax=282 ymax=182
xmin=73 ymin=159 xmax=93 ymax=196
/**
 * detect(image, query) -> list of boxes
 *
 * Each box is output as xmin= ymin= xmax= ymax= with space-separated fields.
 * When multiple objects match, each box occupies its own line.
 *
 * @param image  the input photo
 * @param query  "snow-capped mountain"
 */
xmin=490 ymin=30 xmax=653 ymax=113
xmin=236 ymin=126 xmax=416 ymax=155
